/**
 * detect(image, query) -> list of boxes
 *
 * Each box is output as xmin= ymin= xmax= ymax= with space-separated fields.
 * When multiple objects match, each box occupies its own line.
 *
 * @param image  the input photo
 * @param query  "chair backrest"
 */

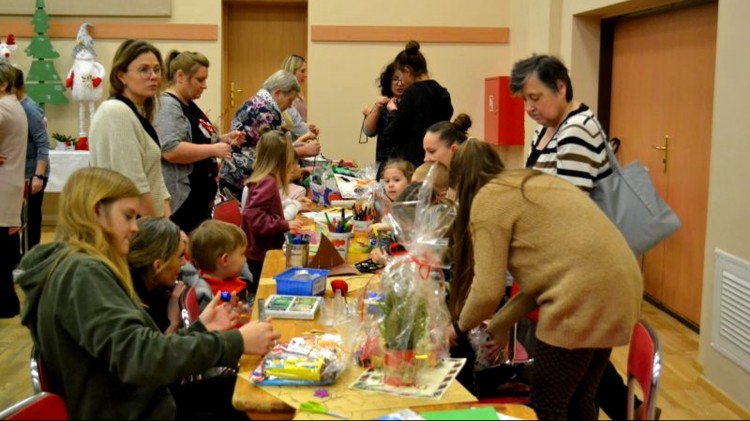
xmin=627 ymin=320 xmax=662 ymax=421
xmin=179 ymin=286 xmax=201 ymax=328
xmin=0 ymin=392 xmax=69 ymax=420
xmin=213 ymin=198 xmax=241 ymax=226
xmin=30 ymin=347 xmax=49 ymax=394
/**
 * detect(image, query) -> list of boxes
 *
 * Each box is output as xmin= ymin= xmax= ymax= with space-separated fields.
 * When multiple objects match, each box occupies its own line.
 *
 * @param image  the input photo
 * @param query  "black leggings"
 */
xmin=530 ymin=339 xmax=611 ymax=420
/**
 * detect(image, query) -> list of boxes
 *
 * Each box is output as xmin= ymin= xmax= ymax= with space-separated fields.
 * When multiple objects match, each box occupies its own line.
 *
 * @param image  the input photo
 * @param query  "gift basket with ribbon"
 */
xmin=360 ymin=166 xmax=457 ymax=387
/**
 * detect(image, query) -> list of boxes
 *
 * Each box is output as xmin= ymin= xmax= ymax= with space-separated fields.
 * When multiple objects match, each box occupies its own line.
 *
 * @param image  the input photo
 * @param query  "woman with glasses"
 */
xmin=89 ymin=39 xmax=171 ymax=217
xmin=382 ymin=40 xmax=453 ymax=167
xmin=155 ymin=50 xmax=244 ymax=234
xmin=362 ymin=62 xmax=405 ymax=173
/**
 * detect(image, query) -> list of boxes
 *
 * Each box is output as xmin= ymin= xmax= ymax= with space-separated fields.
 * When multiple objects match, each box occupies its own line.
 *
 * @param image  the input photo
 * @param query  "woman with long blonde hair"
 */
xmin=449 ymin=139 xmax=642 ymax=420
xmin=16 ymin=167 xmax=279 ymax=419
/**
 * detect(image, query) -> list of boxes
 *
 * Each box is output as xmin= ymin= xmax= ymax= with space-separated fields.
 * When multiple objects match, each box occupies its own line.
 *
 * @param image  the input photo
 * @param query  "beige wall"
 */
xmin=308 ymin=0 xmax=521 ymax=167
xmin=699 ymin=0 xmax=750 ymax=410
xmin=552 ymin=0 xmax=750 ymax=411
xmin=8 ymin=0 xmax=223 ymax=145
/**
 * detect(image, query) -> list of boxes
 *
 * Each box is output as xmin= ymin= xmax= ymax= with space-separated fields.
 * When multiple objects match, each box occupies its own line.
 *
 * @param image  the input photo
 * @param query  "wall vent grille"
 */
xmin=711 ymin=249 xmax=750 ymax=373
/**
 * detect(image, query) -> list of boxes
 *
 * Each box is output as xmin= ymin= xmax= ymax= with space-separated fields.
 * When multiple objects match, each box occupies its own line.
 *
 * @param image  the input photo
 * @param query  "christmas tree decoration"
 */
xmin=24 ymin=0 xmax=68 ymax=107
xmin=0 ymin=34 xmax=17 ymax=62
xmin=65 ymin=22 xmax=105 ymax=147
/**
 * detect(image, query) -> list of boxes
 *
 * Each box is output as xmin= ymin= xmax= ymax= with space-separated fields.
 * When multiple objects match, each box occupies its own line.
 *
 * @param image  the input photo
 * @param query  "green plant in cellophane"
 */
xmin=373 ymin=165 xmax=456 ymax=387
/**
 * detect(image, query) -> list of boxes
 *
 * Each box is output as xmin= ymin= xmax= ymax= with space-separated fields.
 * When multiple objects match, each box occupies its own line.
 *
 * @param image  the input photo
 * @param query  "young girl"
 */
xmin=241 ymin=130 xmax=304 ymax=284
xmin=381 ymin=158 xmax=415 ymax=201
xmin=367 ymin=159 xmax=418 ymax=264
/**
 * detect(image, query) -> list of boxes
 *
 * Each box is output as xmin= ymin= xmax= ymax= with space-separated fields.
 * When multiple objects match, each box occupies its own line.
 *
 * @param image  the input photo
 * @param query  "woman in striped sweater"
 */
xmin=509 ymin=54 xmax=643 ymax=420
xmin=511 ymin=54 xmax=611 ymax=192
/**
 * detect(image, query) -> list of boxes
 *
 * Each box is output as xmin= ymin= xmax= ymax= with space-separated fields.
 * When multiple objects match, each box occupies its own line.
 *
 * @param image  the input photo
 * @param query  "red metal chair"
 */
xmin=627 ymin=320 xmax=662 ymax=420
xmin=179 ymin=286 xmax=201 ymax=328
xmin=213 ymin=192 xmax=241 ymax=226
xmin=0 ymin=392 xmax=68 ymax=420
xmin=476 ymin=280 xmax=537 ymax=405
xmin=30 ymin=347 xmax=49 ymax=394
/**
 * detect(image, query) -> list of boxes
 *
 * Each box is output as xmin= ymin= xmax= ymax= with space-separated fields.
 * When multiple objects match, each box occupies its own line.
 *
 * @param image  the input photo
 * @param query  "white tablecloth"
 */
xmin=47 ymin=150 xmax=90 ymax=192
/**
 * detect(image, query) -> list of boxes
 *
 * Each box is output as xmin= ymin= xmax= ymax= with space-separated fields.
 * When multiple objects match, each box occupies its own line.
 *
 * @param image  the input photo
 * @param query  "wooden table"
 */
xmin=231 ymin=250 xmax=538 ymax=420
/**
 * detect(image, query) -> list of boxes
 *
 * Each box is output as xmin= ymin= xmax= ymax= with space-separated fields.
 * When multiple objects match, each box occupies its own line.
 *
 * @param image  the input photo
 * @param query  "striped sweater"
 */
xmin=526 ymin=104 xmax=611 ymax=193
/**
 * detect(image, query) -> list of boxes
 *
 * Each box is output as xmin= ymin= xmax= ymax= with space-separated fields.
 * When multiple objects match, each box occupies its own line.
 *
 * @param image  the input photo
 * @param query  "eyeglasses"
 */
xmin=129 ymin=65 xmax=162 ymax=79
xmin=391 ymin=78 xmax=404 ymax=85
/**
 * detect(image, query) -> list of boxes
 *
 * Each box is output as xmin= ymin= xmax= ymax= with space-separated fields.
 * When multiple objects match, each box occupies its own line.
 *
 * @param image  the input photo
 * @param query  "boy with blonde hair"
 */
xmin=182 ymin=220 xmax=251 ymax=309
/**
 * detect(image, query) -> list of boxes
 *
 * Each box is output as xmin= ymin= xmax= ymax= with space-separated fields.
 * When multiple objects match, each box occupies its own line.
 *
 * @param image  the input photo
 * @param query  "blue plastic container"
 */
xmin=274 ymin=267 xmax=329 ymax=296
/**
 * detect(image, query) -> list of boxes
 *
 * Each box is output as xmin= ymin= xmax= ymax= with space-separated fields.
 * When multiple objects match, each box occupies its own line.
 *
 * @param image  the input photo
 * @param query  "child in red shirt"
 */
xmin=185 ymin=220 xmax=250 ymax=310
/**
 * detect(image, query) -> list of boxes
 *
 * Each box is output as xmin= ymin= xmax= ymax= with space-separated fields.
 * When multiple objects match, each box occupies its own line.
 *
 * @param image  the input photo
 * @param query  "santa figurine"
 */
xmin=0 ymin=34 xmax=17 ymax=62
xmin=65 ymin=23 xmax=105 ymax=149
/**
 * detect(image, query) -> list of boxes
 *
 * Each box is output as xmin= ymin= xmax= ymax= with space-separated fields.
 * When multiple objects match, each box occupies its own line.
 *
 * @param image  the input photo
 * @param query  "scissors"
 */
xmin=299 ymin=401 xmax=349 ymax=419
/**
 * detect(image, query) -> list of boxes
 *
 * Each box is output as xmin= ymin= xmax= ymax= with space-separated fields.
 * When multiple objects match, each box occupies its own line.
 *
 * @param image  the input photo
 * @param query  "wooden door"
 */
xmin=222 ymin=2 xmax=307 ymax=131
xmin=608 ymin=2 xmax=717 ymax=326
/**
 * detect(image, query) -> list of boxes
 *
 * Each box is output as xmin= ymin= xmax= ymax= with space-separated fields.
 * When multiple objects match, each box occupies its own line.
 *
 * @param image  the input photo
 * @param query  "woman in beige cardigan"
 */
xmin=448 ymin=139 xmax=642 ymax=420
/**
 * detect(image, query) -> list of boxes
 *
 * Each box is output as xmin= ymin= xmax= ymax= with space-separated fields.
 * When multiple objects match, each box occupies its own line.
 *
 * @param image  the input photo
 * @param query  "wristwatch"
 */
xmin=33 ymin=174 xmax=47 ymax=181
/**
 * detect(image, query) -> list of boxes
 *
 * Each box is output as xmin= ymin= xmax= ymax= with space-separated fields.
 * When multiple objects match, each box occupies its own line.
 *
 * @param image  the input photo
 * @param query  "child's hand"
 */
xmin=199 ymin=291 xmax=240 ymax=331
xmin=288 ymin=219 xmax=304 ymax=232
xmin=297 ymin=197 xmax=313 ymax=211
xmin=239 ymin=321 xmax=281 ymax=355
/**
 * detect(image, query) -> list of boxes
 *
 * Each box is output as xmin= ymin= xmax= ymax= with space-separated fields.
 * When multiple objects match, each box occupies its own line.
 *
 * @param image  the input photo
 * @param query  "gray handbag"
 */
xmin=590 ymin=125 xmax=681 ymax=256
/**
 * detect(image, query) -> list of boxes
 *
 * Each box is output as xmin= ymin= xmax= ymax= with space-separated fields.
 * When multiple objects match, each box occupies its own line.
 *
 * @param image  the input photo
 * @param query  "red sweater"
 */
xmin=241 ymin=175 xmax=290 ymax=262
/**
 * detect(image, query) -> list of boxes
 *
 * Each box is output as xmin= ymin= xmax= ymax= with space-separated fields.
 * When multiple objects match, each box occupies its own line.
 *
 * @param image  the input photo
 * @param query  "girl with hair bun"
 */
xmin=383 ymin=40 xmax=454 ymax=167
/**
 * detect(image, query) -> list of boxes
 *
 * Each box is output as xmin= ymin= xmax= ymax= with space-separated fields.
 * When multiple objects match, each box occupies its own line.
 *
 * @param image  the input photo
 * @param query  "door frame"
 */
xmin=595 ymin=0 xmax=716 ymax=331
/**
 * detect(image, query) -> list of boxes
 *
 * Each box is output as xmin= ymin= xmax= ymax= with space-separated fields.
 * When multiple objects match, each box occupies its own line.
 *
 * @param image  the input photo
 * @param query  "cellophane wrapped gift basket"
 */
xmin=357 ymin=166 xmax=457 ymax=387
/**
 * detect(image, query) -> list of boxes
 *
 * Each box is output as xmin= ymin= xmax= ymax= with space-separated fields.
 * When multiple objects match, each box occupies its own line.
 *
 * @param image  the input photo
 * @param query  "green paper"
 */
xmin=421 ymin=406 xmax=499 ymax=420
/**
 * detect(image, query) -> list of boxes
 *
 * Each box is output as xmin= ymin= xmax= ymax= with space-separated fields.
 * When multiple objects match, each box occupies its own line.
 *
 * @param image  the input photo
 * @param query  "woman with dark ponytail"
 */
xmin=383 ymin=40 xmax=453 ymax=167
xmin=423 ymin=113 xmax=472 ymax=168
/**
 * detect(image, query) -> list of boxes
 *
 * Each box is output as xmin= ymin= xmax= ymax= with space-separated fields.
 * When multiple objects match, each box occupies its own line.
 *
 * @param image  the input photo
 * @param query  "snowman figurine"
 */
xmin=65 ymin=23 xmax=105 ymax=148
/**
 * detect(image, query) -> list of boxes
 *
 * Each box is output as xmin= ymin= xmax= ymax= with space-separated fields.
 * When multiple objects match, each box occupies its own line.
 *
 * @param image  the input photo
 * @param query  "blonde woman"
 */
xmin=155 ymin=50 xmax=244 ymax=233
xmin=280 ymin=54 xmax=308 ymax=121
xmin=89 ymin=39 xmax=171 ymax=217
xmin=241 ymin=130 xmax=304 ymax=285
xmin=16 ymin=167 xmax=280 ymax=419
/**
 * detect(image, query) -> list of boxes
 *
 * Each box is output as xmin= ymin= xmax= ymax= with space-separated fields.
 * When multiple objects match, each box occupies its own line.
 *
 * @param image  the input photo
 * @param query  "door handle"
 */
xmin=652 ymin=135 xmax=669 ymax=174
xmin=230 ymin=82 xmax=243 ymax=108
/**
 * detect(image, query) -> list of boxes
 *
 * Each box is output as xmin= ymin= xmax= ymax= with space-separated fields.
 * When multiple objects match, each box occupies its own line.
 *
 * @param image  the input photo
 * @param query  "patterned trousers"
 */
xmin=530 ymin=339 xmax=612 ymax=420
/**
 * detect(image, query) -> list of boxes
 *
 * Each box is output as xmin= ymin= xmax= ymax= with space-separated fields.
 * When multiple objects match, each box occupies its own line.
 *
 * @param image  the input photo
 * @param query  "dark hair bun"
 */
xmin=405 ymin=40 xmax=421 ymax=55
xmin=453 ymin=113 xmax=472 ymax=132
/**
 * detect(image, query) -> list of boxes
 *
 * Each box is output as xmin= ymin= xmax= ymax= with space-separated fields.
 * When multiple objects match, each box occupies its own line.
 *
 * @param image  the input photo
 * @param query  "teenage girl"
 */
xmin=241 ymin=130 xmax=304 ymax=285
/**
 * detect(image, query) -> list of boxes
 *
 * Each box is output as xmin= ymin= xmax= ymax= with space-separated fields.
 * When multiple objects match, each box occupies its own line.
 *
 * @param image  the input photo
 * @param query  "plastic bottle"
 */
xmin=333 ymin=290 xmax=344 ymax=323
